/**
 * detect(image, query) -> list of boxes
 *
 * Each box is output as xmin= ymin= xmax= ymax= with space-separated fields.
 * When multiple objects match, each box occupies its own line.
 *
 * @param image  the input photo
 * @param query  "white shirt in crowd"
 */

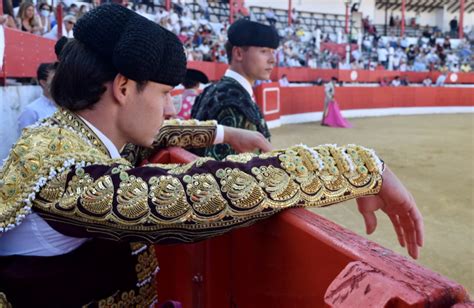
xmin=279 ymin=76 xmax=289 ymax=87
xmin=435 ymin=74 xmax=447 ymax=87
xmin=43 ymin=24 xmax=74 ymax=40
xmin=377 ymin=47 xmax=388 ymax=62
xmin=423 ymin=78 xmax=433 ymax=87
xmin=391 ymin=78 xmax=401 ymax=87
xmin=155 ymin=9 xmax=169 ymax=24
xmin=197 ymin=43 xmax=210 ymax=55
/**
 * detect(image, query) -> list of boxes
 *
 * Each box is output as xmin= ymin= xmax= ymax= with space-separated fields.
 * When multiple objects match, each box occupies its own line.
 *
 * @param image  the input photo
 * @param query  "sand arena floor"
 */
xmin=270 ymin=114 xmax=474 ymax=296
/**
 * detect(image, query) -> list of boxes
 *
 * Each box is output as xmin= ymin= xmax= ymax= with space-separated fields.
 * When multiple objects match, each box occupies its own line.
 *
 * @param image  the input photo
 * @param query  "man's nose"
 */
xmin=269 ymin=50 xmax=276 ymax=64
xmin=164 ymin=94 xmax=177 ymax=119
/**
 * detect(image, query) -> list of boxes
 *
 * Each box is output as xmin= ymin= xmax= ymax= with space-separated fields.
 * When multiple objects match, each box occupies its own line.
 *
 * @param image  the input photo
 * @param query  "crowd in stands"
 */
xmin=3 ymin=0 xmax=473 ymax=77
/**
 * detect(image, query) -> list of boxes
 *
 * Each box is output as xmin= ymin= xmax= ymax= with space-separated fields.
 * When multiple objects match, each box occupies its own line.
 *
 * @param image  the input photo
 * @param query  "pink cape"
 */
xmin=322 ymin=100 xmax=352 ymax=128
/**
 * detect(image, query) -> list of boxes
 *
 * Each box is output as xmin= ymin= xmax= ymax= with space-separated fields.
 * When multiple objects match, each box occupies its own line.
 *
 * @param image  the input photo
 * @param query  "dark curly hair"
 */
xmin=51 ymin=39 xmax=146 ymax=111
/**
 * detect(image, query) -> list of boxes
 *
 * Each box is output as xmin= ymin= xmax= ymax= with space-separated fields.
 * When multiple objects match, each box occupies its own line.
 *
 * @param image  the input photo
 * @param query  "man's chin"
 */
xmin=131 ymin=138 xmax=154 ymax=149
xmin=260 ymin=72 xmax=273 ymax=81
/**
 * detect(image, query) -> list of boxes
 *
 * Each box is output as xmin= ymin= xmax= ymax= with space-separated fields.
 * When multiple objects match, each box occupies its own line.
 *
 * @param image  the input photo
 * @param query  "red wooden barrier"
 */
xmin=273 ymin=86 xmax=474 ymax=116
xmin=151 ymin=147 xmax=471 ymax=308
xmin=3 ymin=28 xmax=56 ymax=78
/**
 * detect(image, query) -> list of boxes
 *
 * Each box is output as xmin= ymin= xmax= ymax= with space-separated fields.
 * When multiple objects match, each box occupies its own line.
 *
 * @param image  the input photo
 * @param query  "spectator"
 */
xmin=290 ymin=8 xmax=299 ymax=24
xmin=391 ymin=76 xmax=401 ymax=87
xmin=400 ymin=76 xmax=409 ymax=86
xmin=392 ymin=52 xmax=401 ymax=70
xmin=197 ymin=0 xmax=210 ymax=20
xmin=136 ymin=4 xmax=154 ymax=21
xmin=1 ymin=0 xmax=16 ymax=28
xmin=460 ymin=62 xmax=471 ymax=72
xmin=307 ymin=53 xmax=317 ymax=68
xmin=314 ymin=77 xmax=324 ymax=86
xmin=18 ymin=63 xmax=57 ymax=133
xmin=362 ymin=35 xmax=372 ymax=52
xmin=197 ymin=40 xmax=211 ymax=61
xmin=265 ymin=8 xmax=277 ymax=26
xmin=173 ymin=0 xmax=185 ymax=16
xmin=377 ymin=45 xmax=389 ymax=69
xmin=422 ymin=77 xmax=433 ymax=87
xmin=279 ymin=74 xmax=290 ymax=87
xmin=389 ymin=14 xmax=395 ymax=29
xmin=16 ymin=2 xmax=42 ymax=34
xmin=43 ymin=14 xmax=76 ymax=39
xmin=351 ymin=59 xmax=363 ymax=70
xmin=407 ymin=45 xmax=417 ymax=62
xmin=154 ymin=7 xmax=168 ymax=24
xmin=217 ymin=27 xmax=227 ymax=44
xmin=144 ymin=0 xmax=155 ymax=14
xmin=400 ymin=36 xmax=408 ymax=50
xmin=443 ymin=36 xmax=451 ymax=50
xmin=449 ymin=16 xmax=458 ymax=37
xmin=379 ymin=77 xmax=389 ymax=87
xmin=76 ymin=5 xmax=88 ymax=20
xmin=435 ymin=72 xmax=447 ymax=86
xmin=413 ymin=55 xmax=428 ymax=72
xmin=68 ymin=3 xmax=79 ymax=16
xmin=38 ymin=3 xmax=53 ymax=33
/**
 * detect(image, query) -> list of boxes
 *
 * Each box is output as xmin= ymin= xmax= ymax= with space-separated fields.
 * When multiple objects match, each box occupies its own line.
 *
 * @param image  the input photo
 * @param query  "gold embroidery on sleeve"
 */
xmin=216 ymin=168 xmax=265 ymax=210
xmin=116 ymin=175 xmax=149 ymax=222
xmin=149 ymin=176 xmax=190 ymax=220
xmin=80 ymin=175 xmax=114 ymax=217
xmin=183 ymin=173 xmax=227 ymax=216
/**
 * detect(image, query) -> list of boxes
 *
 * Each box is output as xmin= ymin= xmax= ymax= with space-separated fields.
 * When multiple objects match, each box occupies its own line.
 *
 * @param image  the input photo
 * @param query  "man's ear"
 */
xmin=39 ymin=79 xmax=47 ymax=89
xmin=112 ymin=74 xmax=132 ymax=106
xmin=233 ymin=46 xmax=245 ymax=62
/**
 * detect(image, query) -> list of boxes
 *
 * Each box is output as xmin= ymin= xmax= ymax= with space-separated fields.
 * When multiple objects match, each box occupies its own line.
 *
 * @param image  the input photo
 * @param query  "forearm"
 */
xmin=35 ymin=144 xmax=383 ymax=244
xmin=121 ymin=119 xmax=222 ymax=164
xmin=153 ymin=119 xmax=218 ymax=149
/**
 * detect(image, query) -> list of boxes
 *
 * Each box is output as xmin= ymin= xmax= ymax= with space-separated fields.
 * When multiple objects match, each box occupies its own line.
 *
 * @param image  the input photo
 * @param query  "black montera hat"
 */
xmin=73 ymin=4 xmax=186 ymax=86
xmin=227 ymin=19 xmax=280 ymax=49
xmin=185 ymin=69 xmax=209 ymax=84
xmin=54 ymin=37 xmax=69 ymax=60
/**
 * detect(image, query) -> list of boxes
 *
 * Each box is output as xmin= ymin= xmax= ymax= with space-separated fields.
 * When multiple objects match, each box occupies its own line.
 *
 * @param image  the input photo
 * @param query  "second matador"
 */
xmin=192 ymin=19 xmax=278 ymax=160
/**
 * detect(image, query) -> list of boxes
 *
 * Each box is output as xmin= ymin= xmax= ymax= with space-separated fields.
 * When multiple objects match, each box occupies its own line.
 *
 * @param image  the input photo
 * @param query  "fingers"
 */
xmin=387 ymin=213 xmax=405 ymax=248
xmin=391 ymin=196 xmax=422 ymax=259
xmin=255 ymin=134 xmax=273 ymax=152
xmin=362 ymin=211 xmax=377 ymax=234
xmin=409 ymin=206 xmax=424 ymax=247
xmin=377 ymin=166 xmax=424 ymax=259
xmin=388 ymin=209 xmax=421 ymax=259
xmin=224 ymin=128 xmax=273 ymax=153
xmin=357 ymin=196 xmax=382 ymax=234
xmin=398 ymin=213 xmax=419 ymax=259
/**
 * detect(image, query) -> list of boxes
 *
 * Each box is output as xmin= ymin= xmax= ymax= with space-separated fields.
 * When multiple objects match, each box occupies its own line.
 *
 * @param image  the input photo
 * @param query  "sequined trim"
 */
xmin=0 ymin=292 xmax=12 ymax=308
xmin=153 ymin=119 xmax=217 ymax=149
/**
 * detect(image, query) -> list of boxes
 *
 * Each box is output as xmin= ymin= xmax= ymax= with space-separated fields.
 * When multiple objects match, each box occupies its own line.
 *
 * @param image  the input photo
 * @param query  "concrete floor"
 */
xmin=270 ymin=113 xmax=474 ymax=296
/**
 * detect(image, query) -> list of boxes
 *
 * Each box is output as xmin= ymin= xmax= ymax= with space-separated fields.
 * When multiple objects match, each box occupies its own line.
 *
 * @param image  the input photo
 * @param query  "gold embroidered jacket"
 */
xmin=0 ymin=109 xmax=383 ymax=243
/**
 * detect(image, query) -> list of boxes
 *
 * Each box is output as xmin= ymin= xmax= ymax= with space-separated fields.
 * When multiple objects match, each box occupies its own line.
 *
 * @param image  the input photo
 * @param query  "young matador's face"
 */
xmin=117 ymin=80 xmax=175 ymax=148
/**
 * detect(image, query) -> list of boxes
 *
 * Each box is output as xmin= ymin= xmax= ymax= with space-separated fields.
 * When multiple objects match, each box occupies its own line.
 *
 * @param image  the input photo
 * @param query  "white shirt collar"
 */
xmin=78 ymin=116 xmax=122 ymax=159
xmin=224 ymin=69 xmax=254 ymax=99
